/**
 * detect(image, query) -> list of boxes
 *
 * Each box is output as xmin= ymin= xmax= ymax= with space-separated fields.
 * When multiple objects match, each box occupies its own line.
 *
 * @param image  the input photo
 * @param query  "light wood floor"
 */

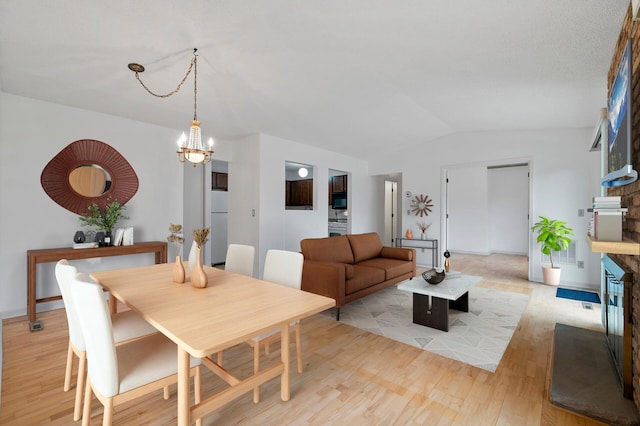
xmin=1 ymin=253 xmax=607 ymax=425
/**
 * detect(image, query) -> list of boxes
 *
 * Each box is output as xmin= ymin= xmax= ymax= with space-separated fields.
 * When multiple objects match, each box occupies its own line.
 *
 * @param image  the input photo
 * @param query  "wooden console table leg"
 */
xmin=27 ymin=254 xmax=42 ymax=331
xmin=413 ymin=293 xmax=450 ymax=332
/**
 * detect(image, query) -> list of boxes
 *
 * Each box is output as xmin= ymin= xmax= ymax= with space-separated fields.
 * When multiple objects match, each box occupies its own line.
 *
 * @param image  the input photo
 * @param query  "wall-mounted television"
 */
xmin=602 ymin=38 xmax=638 ymax=187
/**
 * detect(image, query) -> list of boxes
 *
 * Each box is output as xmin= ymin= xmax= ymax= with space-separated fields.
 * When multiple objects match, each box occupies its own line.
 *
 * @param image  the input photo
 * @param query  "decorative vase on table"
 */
xmin=173 ymin=255 xmax=186 ymax=284
xmin=405 ymin=229 xmax=413 ymax=239
xmin=421 ymin=232 xmax=425 ymax=240
xmin=191 ymin=246 xmax=208 ymax=288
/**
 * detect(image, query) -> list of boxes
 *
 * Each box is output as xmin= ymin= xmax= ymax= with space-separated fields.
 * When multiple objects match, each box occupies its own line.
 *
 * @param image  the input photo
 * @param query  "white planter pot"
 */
xmin=542 ymin=266 xmax=561 ymax=286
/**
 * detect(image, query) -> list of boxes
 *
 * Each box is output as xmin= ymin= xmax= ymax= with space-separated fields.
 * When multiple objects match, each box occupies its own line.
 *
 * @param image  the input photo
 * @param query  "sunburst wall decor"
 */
xmin=410 ymin=194 xmax=433 ymax=217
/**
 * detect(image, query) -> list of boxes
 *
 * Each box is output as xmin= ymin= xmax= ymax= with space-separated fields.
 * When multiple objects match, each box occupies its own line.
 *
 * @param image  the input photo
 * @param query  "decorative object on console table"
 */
xmin=167 ymin=224 xmax=185 ymax=284
xmin=191 ymin=227 xmax=210 ymax=288
xmin=531 ymin=216 xmax=573 ymax=285
xmin=417 ymin=220 xmax=430 ymax=240
xmin=73 ymin=231 xmax=85 ymax=243
xmin=405 ymin=229 xmax=413 ymax=239
xmin=78 ymin=201 xmax=128 ymax=246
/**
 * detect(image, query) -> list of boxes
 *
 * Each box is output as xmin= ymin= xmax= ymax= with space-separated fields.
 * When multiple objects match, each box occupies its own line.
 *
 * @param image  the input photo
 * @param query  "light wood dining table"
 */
xmin=90 ymin=262 xmax=335 ymax=425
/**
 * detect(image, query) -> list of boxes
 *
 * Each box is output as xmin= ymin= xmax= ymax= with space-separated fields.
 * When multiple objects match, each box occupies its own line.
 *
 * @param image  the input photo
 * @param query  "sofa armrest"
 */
xmin=381 ymin=246 xmax=414 ymax=261
xmin=301 ymin=260 xmax=347 ymax=307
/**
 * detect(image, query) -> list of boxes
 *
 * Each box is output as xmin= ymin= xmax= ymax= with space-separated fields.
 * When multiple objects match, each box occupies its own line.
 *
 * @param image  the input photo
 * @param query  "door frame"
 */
xmin=441 ymin=157 xmax=533 ymax=280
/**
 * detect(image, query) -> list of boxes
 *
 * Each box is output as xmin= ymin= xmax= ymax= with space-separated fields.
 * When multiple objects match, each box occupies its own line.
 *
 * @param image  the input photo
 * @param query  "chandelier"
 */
xmin=128 ymin=48 xmax=214 ymax=166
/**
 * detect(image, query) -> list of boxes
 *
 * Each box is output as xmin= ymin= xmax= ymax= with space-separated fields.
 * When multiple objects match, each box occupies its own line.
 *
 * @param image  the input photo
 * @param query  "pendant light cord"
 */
xmin=132 ymin=49 xmax=198 ymax=100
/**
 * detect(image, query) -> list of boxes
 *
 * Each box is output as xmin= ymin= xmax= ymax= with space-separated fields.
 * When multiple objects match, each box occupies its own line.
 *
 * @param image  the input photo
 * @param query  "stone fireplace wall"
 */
xmin=607 ymin=4 xmax=640 ymax=411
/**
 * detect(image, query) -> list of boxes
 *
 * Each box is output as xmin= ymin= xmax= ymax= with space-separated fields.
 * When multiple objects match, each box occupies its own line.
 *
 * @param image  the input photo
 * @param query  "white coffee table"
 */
xmin=397 ymin=273 xmax=482 ymax=331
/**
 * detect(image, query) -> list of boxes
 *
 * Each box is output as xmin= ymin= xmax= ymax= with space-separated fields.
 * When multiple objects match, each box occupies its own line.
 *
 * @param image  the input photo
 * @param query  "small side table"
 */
xmin=398 ymin=274 xmax=482 ymax=331
xmin=396 ymin=238 xmax=438 ymax=267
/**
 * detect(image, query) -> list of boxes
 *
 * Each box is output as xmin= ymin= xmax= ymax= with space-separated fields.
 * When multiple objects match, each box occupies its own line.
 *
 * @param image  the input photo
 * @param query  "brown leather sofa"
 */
xmin=300 ymin=232 xmax=416 ymax=320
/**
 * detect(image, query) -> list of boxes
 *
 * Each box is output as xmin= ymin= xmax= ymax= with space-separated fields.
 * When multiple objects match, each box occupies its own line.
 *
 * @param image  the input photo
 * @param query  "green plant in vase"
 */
xmin=531 ymin=216 xmax=573 ymax=285
xmin=79 ymin=201 xmax=127 ymax=246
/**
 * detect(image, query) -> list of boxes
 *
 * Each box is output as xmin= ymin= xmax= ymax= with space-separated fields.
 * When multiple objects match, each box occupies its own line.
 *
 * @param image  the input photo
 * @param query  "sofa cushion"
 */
xmin=345 ymin=265 xmax=386 ymax=294
xmin=300 ymin=235 xmax=354 ymax=264
xmin=380 ymin=246 xmax=413 ymax=261
xmin=357 ymin=258 xmax=414 ymax=280
xmin=347 ymin=232 xmax=383 ymax=263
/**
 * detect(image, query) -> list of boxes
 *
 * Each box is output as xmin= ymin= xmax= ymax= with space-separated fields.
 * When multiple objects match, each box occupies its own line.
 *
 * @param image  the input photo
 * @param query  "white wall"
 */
xmin=249 ymin=134 xmax=372 ymax=278
xmin=487 ymin=165 xmax=529 ymax=254
xmin=0 ymin=92 xmax=184 ymax=318
xmin=226 ymin=134 xmax=261 ymax=277
xmin=369 ymin=128 xmax=602 ymax=290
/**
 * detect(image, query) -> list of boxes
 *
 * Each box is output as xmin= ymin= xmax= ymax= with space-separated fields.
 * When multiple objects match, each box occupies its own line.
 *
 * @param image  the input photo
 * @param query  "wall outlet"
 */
xmin=578 ymin=209 xmax=585 ymax=217
xmin=577 ymin=260 xmax=584 ymax=269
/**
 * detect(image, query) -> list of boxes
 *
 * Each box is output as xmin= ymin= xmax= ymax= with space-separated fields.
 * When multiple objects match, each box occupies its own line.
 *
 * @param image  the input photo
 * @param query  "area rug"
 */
xmin=325 ymin=284 xmax=529 ymax=372
xmin=556 ymin=288 xmax=601 ymax=304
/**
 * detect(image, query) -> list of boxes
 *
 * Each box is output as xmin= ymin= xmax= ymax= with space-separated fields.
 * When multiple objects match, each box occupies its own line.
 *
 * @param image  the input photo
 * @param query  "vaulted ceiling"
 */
xmin=0 ymin=1 xmax=629 ymax=160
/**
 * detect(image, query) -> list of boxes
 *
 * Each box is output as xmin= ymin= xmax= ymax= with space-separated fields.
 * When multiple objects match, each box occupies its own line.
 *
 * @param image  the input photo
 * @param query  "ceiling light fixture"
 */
xmin=128 ymin=48 xmax=214 ymax=167
xmin=298 ymin=167 xmax=308 ymax=178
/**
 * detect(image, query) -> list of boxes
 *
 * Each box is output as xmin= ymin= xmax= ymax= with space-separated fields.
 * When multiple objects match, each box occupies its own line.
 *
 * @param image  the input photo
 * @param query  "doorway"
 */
xmin=442 ymin=161 xmax=530 ymax=264
xmin=383 ymin=180 xmax=398 ymax=246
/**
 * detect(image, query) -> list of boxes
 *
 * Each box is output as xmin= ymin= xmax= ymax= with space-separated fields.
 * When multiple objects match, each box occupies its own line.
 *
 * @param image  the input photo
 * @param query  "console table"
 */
xmin=26 ymin=241 xmax=167 ymax=331
xmin=396 ymin=237 xmax=438 ymax=267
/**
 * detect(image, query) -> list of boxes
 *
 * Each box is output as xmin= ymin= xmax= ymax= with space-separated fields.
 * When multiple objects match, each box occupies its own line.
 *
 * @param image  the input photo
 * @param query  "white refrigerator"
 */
xmin=210 ymin=190 xmax=228 ymax=265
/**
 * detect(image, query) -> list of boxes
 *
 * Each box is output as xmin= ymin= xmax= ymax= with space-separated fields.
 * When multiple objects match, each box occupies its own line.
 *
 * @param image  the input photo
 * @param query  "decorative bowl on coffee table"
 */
xmin=422 ymin=268 xmax=445 ymax=285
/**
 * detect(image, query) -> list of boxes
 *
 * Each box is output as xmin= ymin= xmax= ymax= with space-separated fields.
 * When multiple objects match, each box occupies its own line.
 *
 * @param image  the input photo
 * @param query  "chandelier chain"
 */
xmin=133 ymin=54 xmax=196 ymax=99
xmin=193 ymin=53 xmax=198 ymax=121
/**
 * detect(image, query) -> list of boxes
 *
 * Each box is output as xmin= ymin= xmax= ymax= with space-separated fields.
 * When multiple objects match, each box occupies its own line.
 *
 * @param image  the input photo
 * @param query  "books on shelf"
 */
xmin=593 ymin=196 xmax=621 ymax=202
xmin=588 ymin=200 xmax=627 ymax=241
xmin=592 ymin=196 xmax=622 ymax=208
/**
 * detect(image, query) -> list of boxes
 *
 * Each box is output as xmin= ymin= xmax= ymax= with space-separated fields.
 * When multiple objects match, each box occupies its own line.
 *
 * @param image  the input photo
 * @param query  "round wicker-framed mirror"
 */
xmin=41 ymin=139 xmax=138 ymax=214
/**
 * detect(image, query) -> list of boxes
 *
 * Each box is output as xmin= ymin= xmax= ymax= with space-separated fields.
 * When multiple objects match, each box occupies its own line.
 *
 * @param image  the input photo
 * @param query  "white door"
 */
xmin=446 ymin=165 xmax=489 ymax=254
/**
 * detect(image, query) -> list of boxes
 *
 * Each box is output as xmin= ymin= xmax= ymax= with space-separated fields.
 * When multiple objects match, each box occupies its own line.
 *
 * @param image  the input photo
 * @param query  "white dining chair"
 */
xmin=224 ymin=244 xmax=255 ymax=276
xmin=249 ymin=249 xmax=304 ymax=403
xmin=69 ymin=272 xmax=202 ymax=426
xmin=55 ymin=260 xmax=161 ymax=421
xmin=215 ymin=244 xmax=255 ymax=365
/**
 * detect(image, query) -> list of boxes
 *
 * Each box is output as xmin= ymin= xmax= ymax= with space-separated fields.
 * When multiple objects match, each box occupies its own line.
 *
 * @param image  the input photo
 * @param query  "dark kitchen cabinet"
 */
xmin=329 ymin=175 xmax=347 ymax=205
xmin=286 ymin=179 xmax=313 ymax=206
xmin=211 ymin=172 xmax=228 ymax=190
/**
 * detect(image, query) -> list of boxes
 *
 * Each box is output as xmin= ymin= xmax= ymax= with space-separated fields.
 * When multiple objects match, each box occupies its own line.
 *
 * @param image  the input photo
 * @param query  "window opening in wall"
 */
xmin=285 ymin=161 xmax=314 ymax=210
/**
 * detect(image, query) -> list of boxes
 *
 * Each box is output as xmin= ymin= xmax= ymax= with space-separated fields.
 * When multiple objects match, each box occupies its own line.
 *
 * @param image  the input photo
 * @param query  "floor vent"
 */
xmin=582 ymin=302 xmax=593 ymax=310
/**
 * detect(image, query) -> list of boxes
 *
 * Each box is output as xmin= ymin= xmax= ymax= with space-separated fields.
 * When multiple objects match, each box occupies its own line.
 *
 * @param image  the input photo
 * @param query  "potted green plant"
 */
xmin=79 ymin=201 xmax=127 ymax=246
xmin=531 ymin=216 xmax=573 ymax=285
